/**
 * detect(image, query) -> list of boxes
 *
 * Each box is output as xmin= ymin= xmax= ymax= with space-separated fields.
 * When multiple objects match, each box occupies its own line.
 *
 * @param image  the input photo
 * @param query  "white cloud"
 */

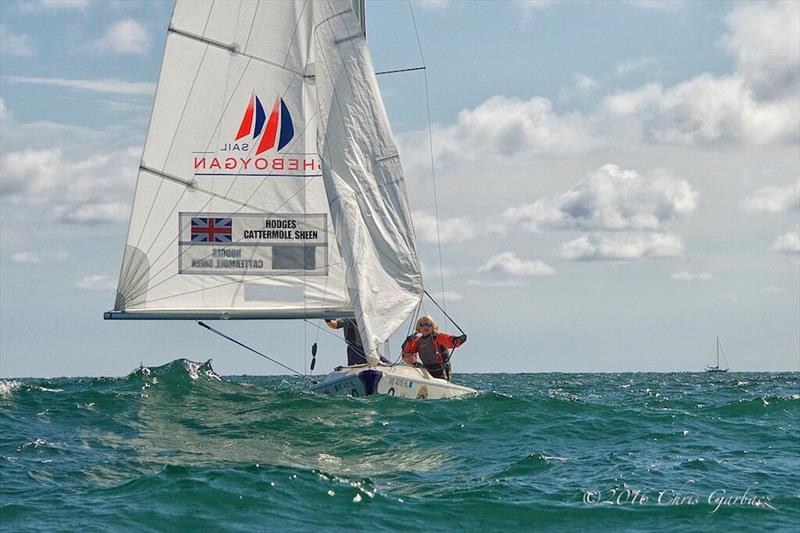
xmin=742 ymin=182 xmax=800 ymax=213
xmin=478 ymin=252 xmax=555 ymax=276
xmin=0 ymin=25 xmax=35 ymax=56
xmin=628 ymin=0 xmax=685 ymax=11
xmin=11 ymin=252 xmax=42 ymax=264
xmin=575 ymin=74 xmax=598 ymax=94
xmin=426 ymin=290 xmax=463 ymax=302
xmin=430 ymin=96 xmax=597 ymax=160
xmin=0 ymin=148 xmax=62 ymax=197
xmin=503 ymin=164 xmax=697 ymax=232
xmin=761 ymin=286 xmax=786 ymax=294
xmin=75 ymin=275 xmax=117 ymax=291
xmin=722 ymin=1 xmax=800 ymax=100
xmin=601 ymin=74 xmax=798 ymax=145
xmin=397 ymin=2 xmax=798 ymax=170
xmin=615 ymin=57 xmax=660 ymax=76
xmin=11 ymin=250 xmax=69 ymax=264
xmin=22 ymin=0 xmax=89 ymax=11
xmin=1 ymin=146 xmax=139 ymax=224
xmin=413 ymin=211 xmax=477 ymax=243
xmin=5 ymin=76 xmax=155 ymax=96
xmin=671 ymin=271 xmax=712 ymax=281
xmin=466 ymin=279 xmax=525 ymax=288
xmin=517 ymin=0 xmax=558 ymax=10
xmin=414 ymin=0 xmax=452 ymax=10
xmin=772 ymin=231 xmax=800 ymax=254
xmin=56 ymin=202 xmax=131 ymax=225
xmin=93 ymin=19 xmax=150 ymax=55
xmin=558 ymin=232 xmax=684 ymax=261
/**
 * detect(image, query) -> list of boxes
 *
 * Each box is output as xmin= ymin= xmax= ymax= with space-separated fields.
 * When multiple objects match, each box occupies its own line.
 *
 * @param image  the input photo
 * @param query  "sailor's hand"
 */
xmin=455 ymin=334 xmax=467 ymax=346
xmin=325 ymin=319 xmax=337 ymax=328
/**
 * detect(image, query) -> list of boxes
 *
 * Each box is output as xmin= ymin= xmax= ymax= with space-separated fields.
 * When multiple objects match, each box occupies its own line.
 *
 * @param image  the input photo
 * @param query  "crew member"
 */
xmin=326 ymin=318 xmax=367 ymax=366
xmin=401 ymin=315 xmax=467 ymax=381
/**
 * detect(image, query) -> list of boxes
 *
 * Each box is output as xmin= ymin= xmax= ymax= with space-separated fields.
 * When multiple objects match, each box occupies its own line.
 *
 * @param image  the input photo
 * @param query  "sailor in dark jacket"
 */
xmin=326 ymin=319 xmax=392 ymax=366
xmin=401 ymin=315 xmax=467 ymax=381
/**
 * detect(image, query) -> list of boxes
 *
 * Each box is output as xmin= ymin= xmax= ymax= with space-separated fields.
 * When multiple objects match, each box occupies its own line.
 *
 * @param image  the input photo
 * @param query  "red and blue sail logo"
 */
xmin=235 ymin=92 xmax=294 ymax=155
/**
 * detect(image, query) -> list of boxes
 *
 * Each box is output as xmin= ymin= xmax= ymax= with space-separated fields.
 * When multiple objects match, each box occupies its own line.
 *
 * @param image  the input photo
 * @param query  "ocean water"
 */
xmin=1 ymin=360 xmax=798 ymax=532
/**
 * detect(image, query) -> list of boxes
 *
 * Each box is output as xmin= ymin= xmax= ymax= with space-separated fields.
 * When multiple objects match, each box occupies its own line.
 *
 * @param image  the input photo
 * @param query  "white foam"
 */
xmin=0 ymin=380 xmax=22 ymax=399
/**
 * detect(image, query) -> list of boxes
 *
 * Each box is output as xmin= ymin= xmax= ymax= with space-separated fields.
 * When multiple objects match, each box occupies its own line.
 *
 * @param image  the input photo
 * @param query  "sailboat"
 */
xmin=104 ymin=0 xmax=476 ymax=400
xmin=705 ymin=336 xmax=729 ymax=373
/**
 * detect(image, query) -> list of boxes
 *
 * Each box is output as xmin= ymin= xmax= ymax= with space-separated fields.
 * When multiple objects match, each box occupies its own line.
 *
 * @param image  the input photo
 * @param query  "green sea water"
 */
xmin=1 ymin=360 xmax=798 ymax=531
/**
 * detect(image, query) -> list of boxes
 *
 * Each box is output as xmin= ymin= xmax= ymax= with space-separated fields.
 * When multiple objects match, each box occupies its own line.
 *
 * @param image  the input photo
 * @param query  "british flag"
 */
xmin=191 ymin=217 xmax=232 ymax=242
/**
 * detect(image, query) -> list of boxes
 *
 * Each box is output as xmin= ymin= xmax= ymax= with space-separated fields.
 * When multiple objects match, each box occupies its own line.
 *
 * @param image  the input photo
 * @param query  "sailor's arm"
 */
xmin=438 ymin=333 xmax=467 ymax=349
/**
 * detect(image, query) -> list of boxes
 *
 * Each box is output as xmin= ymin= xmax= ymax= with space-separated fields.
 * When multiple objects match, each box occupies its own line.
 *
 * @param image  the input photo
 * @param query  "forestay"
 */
xmin=106 ymin=0 xmax=423 ymax=365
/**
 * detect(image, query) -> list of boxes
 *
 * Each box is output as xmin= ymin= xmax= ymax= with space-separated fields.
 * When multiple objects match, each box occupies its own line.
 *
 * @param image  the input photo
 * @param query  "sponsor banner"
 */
xmin=178 ymin=212 xmax=328 ymax=276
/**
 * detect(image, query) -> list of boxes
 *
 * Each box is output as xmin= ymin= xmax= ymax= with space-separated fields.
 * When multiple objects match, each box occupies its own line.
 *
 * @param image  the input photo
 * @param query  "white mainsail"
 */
xmin=107 ymin=0 xmax=423 ymax=364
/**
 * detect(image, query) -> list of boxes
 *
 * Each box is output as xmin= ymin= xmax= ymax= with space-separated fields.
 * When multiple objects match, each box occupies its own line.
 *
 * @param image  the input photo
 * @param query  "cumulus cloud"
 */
xmin=56 ymin=202 xmax=131 ymax=225
xmin=558 ymin=232 xmax=684 ymax=261
xmin=478 ymin=252 xmax=555 ymax=276
xmin=94 ymin=19 xmax=150 ymax=55
xmin=5 ymin=76 xmax=155 ymax=96
xmin=413 ymin=211 xmax=477 ymax=243
xmin=601 ymin=75 xmax=798 ymax=145
xmin=503 ymin=164 xmax=697 ymax=232
xmin=671 ymin=271 xmax=712 ymax=281
xmin=742 ymin=182 xmax=800 ymax=213
xmin=429 ymin=96 xmax=597 ymax=160
xmin=0 ymin=25 xmax=35 ymax=56
xmin=772 ymin=231 xmax=800 ymax=254
xmin=1 ymin=146 xmax=139 ymax=224
xmin=75 ymin=275 xmax=117 ymax=291
xmin=409 ymin=2 xmax=799 ymax=162
xmin=722 ymin=1 xmax=800 ymax=100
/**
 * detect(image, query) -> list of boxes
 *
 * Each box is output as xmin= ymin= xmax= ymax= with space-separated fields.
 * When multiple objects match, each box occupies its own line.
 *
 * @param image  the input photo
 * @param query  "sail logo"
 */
xmin=234 ymin=92 xmax=294 ymax=154
xmin=193 ymin=91 xmax=320 ymax=175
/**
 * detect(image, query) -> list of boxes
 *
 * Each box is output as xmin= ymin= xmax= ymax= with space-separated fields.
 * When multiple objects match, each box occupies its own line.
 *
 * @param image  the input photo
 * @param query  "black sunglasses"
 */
xmin=418 ymin=322 xmax=433 ymax=327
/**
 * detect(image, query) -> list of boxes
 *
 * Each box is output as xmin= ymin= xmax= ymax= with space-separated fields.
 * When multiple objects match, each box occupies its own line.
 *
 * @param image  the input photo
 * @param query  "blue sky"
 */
xmin=1 ymin=0 xmax=798 ymax=377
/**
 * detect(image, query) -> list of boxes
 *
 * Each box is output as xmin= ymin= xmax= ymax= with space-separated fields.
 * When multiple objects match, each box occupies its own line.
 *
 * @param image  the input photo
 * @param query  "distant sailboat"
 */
xmin=104 ymin=0 xmax=476 ymax=399
xmin=705 ymin=336 xmax=729 ymax=373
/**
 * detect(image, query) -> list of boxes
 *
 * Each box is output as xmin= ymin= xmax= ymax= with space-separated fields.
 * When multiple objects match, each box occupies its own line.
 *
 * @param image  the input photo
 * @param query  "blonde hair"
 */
xmin=415 ymin=315 xmax=438 ymax=333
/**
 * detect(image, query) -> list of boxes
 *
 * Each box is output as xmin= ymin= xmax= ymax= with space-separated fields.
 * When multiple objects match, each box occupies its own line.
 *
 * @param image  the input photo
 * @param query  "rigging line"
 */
xmin=408 ymin=0 xmax=448 ymax=332
xmin=303 ymin=319 xmax=369 ymax=354
xmin=423 ymin=289 xmax=465 ymax=335
xmin=198 ymin=321 xmax=314 ymax=382
xmin=375 ymin=66 xmax=426 ymax=76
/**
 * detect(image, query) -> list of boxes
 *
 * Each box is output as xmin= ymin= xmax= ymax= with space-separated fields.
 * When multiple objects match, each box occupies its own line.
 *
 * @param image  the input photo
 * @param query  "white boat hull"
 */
xmin=310 ymin=364 xmax=477 ymax=399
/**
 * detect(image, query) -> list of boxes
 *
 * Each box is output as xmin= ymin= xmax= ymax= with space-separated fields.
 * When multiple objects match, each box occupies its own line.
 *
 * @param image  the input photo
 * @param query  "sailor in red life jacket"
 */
xmin=401 ymin=315 xmax=467 ymax=381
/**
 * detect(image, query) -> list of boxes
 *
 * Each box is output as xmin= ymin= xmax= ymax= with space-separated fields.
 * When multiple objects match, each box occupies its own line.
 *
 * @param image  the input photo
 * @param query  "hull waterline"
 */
xmin=310 ymin=364 xmax=477 ymax=399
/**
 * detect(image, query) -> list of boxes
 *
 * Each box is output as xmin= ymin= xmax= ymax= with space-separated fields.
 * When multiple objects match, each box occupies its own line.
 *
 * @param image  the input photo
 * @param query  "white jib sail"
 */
xmin=313 ymin=0 xmax=424 ymax=363
xmin=111 ymin=0 xmax=353 ymax=319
